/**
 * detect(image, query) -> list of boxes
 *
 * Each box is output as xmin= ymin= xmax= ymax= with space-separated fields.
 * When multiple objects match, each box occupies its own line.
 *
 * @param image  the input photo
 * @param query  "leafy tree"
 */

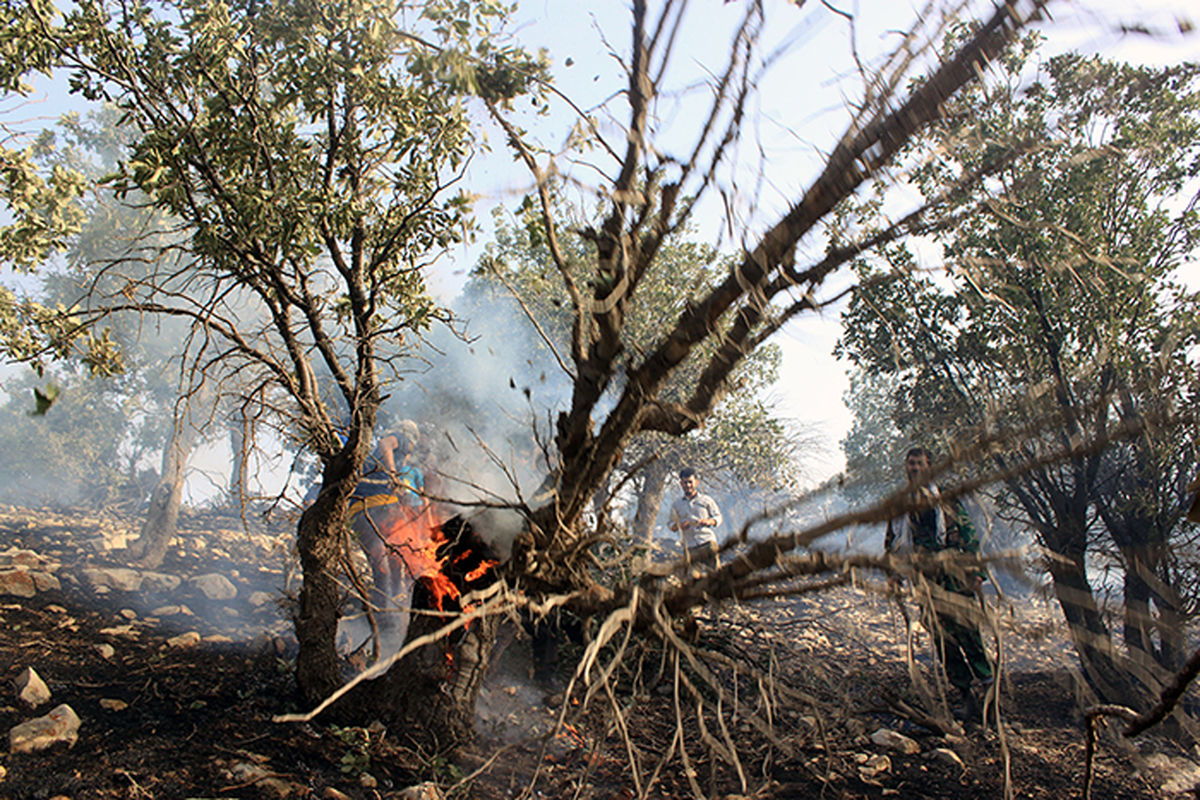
xmin=3 ymin=0 xmax=545 ymax=744
xmin=838 ymin=38 xmax=1200 ymax=705
xmin=465 ymin=202 xmax=803 ymax=544
xmin=4 ymin=0 xmax=1063 ymax=762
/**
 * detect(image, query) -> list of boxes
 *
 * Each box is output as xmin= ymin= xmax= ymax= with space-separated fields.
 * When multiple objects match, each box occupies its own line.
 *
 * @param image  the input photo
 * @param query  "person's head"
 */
xmin=389 ymin=432 xmax=413 ymax=462
xmin=679 ymin=467 xmax=699 ymax=498
xmin=904 ymin=446 xmax=931 ymax=483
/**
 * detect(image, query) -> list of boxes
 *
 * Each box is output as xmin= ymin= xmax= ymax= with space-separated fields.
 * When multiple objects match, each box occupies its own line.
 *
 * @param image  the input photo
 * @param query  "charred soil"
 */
xmin=0 ymin=505 xmax=1183 ymax=799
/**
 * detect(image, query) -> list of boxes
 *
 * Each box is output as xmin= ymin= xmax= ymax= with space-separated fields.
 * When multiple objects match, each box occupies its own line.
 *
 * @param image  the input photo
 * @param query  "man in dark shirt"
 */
xmin=886 ymin=447 xmax=993 ymax=720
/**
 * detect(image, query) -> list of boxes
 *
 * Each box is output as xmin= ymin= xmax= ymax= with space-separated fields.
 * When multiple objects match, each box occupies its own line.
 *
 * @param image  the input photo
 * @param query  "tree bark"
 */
xmin=1047 ymin=547 xmax=1140 ymax=706
xmin=294 ymin=457 xmax=358 ymax=708
xmin=339 ymin=603 xmax=499 ymax=749
xmin=631 ymin=459 xmax=670 ymax=543
xmin=132 ymin=412 xmax=201 ymax=569
xmin=228 ymin=409 xmax=249 ymax=508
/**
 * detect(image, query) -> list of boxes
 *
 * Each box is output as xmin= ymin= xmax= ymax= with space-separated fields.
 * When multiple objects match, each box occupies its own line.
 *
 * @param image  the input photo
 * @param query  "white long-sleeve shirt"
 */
xmin=670 ymin=492 xmax=722 ymax=549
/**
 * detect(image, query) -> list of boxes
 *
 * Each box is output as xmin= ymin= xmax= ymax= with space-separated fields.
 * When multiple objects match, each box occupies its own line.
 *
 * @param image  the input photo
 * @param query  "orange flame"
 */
xmin=377 ymin=506 xmax=497 ymax=616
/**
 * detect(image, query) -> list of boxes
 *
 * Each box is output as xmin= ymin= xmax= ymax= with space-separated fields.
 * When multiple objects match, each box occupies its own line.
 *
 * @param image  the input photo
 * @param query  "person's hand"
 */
xmin=679 ymin=519 xmax=692 ymax=530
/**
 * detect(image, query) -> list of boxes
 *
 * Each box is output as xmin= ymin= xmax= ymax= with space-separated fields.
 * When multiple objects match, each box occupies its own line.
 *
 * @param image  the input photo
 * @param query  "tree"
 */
xmin=465 ymin=203 xmax=803 ymax=544
xmin=837 ymin=38 xmax=1200 ymax=705
xmin=3 ymin=0 xmax=545 ymax=745
xmin=6 ymin=0 xmax=1061 ymax=761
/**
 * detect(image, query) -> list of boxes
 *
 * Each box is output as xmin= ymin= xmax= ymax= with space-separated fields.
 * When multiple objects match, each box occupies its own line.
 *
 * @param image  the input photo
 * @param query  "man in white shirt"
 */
xmin=668 ymin=467 xmax=722 ymax=568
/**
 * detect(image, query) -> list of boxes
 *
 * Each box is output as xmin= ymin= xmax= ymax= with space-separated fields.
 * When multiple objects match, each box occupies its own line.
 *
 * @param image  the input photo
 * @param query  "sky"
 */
xmin=443 ymin=0 xmax=1200 ymax=480
xmin=3 ymin=0 xmax=1199 ymax=504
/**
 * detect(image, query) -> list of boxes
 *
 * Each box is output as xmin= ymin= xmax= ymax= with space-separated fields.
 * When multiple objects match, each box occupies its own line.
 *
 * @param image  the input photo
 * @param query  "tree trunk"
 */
xmin=631 ymin=460 xmax=670 ymax=543
xmin=1046 ymin=548 xmax=1140 ymax=706
xmin=339 ymin=604 xmax=499 ymax=749
xmin=1122 ymin=552 xmax=1155 ymax=662
xmin=228 ymin=410 xmax=249 ymax=508
xmin=294 ymin=462 xmax=357 ymax=707
xmin=132 ymin=412 xmax=201 ymax=569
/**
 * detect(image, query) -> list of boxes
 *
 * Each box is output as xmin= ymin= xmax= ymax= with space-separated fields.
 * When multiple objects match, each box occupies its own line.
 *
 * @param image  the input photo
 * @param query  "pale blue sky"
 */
xmin=6 ymin=0 xmax=1198 ymax=500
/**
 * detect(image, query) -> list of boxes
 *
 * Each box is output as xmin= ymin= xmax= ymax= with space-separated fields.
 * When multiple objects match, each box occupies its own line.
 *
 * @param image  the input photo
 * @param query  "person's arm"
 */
xmin=705 ymin=497 xmax=722 ymax=529
xmin=377 ymin=434 xmax=400 ymax=473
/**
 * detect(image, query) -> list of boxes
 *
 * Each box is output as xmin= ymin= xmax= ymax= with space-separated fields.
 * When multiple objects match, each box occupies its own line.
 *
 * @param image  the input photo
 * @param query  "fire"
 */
xmin=376 ymin=508 xmax=498 ymax=615
xmin=380 ymin=504 xmax=460 ymax=611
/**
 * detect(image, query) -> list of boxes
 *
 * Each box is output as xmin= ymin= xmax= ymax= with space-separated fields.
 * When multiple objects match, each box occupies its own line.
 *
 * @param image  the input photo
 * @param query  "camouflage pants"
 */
xmin=934 ymin=602 xmax=993 ymax=694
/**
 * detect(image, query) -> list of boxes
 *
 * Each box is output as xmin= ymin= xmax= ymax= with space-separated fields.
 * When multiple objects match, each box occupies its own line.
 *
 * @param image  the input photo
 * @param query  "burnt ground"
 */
xmin=0 ymin=504 xmax=1190 ymax=799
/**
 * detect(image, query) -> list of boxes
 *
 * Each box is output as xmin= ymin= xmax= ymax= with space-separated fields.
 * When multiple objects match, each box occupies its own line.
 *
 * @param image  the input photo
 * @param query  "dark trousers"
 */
xmin=932 ymin=596 xmax=992 ymax=693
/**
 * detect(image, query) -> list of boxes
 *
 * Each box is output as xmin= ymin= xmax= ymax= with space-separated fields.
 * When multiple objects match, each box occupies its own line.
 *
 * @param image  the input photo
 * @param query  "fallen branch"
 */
xmin=1082 ymin=645 xmax=1200 ymax=799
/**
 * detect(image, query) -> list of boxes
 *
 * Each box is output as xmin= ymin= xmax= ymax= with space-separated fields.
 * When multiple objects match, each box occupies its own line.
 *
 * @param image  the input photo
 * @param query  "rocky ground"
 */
xmin=0 ymin=503 xmax=1194 ymax=799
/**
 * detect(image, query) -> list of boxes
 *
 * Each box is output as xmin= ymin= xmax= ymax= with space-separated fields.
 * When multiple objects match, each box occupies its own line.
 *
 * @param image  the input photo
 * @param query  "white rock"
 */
xmin=119 ymin=608 xmax=137 ymax=620
xmin=150 ymin=605 xmax=190 ymax=617
xmin=190 ymin=573 xmax=237 ymax=600
xmin=141 ymin=572 xmax=182 ymax=593
xmin=395 ymin=782 xmax=444 ymax=800
xmin=248 ymin=591 xmax=275 ymax=608
xmin=857 ymin=753 xmax=892 ymax=779
xmin=929 ymin=747 xmax=965 ymax=770
xmin=869 ymin=728 xmax=920 ymax=755
xmin=98 ymin=624 xmax=139 ymax=639
xmin=15 ymin=667 xmax=50 ymax=708
xmin=82 ymin=567 xmax=143 ymax=592
xmin=99 ymin=698 xmax=128 ymax=711
xmin=94 ymin=644 xmax=115 ymax=659
xmin=166 ymin=632 xmax=202 ymax=648
xmin=0 ymin=570 xmax=36 ymax=598
xmin=9 ymin=704 xmax=81 ymax=753
xmin=100 ymin=528 xmax=128 ymax=551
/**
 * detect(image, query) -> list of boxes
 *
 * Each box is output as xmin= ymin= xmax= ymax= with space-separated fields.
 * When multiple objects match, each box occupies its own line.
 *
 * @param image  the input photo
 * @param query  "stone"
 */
xmin=100 ymin=528 xmax=128 ymax=551
xmin=98 ymin=624 xmax=139 ymax=639
xmin=869 ymin=728 xmax=920 ymax=755
xmin=0 ymin=570 xmax=36 ymax=598
xmin=203 ymin=635 xmax=233 ymax=645
xmin=1146 ymin=753 xmax=1200 ymax=795
xmin=141 ymin=572 xmax=182 ymax=593
xmin=857 ymin=753 xmax=891 ymax=779
xmin=119 ymin=609 xmax=137 ymax=620
xmin=395 ymin=782 xmax=444 ymax=800
xmin=94 ymin=644 xmax=115 ymax=659
xmin=9 ymin=704 xmax=81 ymax=753
xmin=30 ymin=572 xmax=60 ymax=592
xmin=15 ymin=667 xmax=50 ymax=708
xmin=359 ymin=773 xmax=377 ymax=789
xmin=166 ymin=632 xmax=201 ymax=648
xmin=929 ymin=747 xmax=965 ymax=771
xmin=248 ymin=591 xmax=275 ymax=608
xmin=228 ymin=761 xmax=304 ymax=799
xmin=0 ymin=549 xmax=57 ymax=571
xmin=82 ymin=567 xmax=143 ymax=592
xmin=99 ymin=698 xmax=128 ymax=711
xmin=322 ymin=788 xmax=352 ymax=800
xmin=150 ymin=605 xmax=190 ymax=617
xmin=190 ymin=573 xmax=237 ymax=600
xmin=7 ymin=550 xmax=44 ymax=569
